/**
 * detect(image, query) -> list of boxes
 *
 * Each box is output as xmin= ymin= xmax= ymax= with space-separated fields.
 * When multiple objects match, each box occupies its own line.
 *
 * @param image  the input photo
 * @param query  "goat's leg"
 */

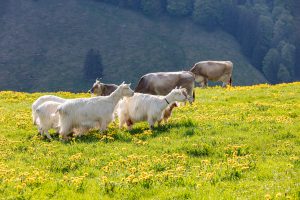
xmin=44 ymin=130 xmax=52 ymax=140
xmin=99 ymin=120 xmax=108 ymax=133
xmin=148 ymin=117 xmax=156 ymax=130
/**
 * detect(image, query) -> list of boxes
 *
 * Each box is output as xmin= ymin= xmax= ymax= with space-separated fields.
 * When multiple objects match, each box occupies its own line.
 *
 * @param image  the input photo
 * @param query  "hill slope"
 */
xmin=0 ymin=83 xmax=299 ymax=199
xmin=0 ymin=0 xmax=267 ymax=92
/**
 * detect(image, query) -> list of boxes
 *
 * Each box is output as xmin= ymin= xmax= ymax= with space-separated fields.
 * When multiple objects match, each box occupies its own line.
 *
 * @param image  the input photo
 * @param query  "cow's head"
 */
xmin=88 ymin=78 xmax=103 ymax=96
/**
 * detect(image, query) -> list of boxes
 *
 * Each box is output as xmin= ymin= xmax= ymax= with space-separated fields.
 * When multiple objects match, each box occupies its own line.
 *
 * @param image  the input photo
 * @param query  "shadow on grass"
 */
xmin=30 ymin=118 xmax=199 ymax=143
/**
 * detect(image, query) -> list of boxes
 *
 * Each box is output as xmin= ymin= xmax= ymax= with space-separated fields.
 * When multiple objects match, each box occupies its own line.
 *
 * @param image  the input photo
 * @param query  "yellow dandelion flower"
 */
xmin=275 ymin=193 xmax=282 ymax=198
xmin=265 ymin=194 xmax=271 ymax=200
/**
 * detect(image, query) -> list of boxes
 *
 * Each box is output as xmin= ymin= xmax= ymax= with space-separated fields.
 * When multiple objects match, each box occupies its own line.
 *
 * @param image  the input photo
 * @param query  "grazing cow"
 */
xmin=190 ymin=61 xmax=233 ymax=87
xmin=57 ymin=83 xmax=134 ymax=140
xmin=118 ymin=88 xmax=189 ymax=130
xmin=134 ymin=71 xmax=195 ymax=103
xmin=88 ymin=79 xmax=118 ymax=96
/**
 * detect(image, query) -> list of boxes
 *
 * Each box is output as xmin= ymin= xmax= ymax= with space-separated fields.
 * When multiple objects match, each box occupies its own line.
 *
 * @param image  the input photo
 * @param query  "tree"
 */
xmin=262 ymin=48 xmax=280 ymax=83
xmin=192 ymin=0 xmax=221 ymax=30
xmin=272 ymin=12 xmax=294 ymax=45
xmin=140 ymin=0 xmax=166 ymax=16
xmin=236 ymin=6 xmax=258 ymax=57
xmin=166 ymin=0 xmax=193 ymax=16
xmin=280 ymin=41 xmax=296 ymax=77
xmin=83 ymin=49 xmax=103 ymax=80
xmin=125 ymin=0 xmax=141 ymax=10
xmin=219 ymin=0 xmax=239 ymax=35
xmin=251 ymin=15 xmax=273 ymax=69
xmin=277 ymin=64 xmax=292 ymax=82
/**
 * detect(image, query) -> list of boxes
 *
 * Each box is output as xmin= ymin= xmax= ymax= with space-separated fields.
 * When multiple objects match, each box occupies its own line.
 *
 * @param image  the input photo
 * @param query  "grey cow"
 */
xmin=190 ymin=61 xmax=233 ymax=87
xmin=88 ymin=79 xmax=118 ymax=96
xmin=134 ymin=71 xmax=195 ymax=103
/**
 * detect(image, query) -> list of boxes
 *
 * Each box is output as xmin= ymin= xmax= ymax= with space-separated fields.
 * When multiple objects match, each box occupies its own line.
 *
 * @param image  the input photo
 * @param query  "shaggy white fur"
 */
xmin=58 ymin=83 xmax=134 ymax=140
xmin=36 ymin=101 xmax=62 ymax=139
xmin=32 ymin=95 xmax=66 ymax=125
xmin=118 ymin=88 xmax=189 ymax=129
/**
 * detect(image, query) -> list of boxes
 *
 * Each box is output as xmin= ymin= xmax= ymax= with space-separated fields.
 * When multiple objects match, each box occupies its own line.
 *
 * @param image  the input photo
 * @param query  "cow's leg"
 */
xmin=222 ymin=82 xmax=227 ymax=87
xmin=220 ymin=74 xmax=231 ymax=87
xmin=186 ymin=87 xmax=194 ymax=103
xmin=203 ymin=78 xmax=208 ymax=87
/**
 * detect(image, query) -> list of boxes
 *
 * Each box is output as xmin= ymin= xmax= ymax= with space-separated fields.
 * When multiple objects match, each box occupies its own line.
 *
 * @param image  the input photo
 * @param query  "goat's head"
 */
xmin=169 ymin=87 xmax=189 ymax=103
xmin=119 ymin=82 xmax=134 ymax=97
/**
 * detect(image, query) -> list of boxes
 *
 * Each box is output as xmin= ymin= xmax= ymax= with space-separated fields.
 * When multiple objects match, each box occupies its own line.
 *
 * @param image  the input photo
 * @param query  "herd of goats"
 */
xmin=31 ymin=61 xmax=233 ymax=140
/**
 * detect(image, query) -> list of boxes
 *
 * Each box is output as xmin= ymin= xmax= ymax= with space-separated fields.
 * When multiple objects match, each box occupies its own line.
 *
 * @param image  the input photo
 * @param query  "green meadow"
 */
xmin=0 ymin=83 xmax=299 ymax=199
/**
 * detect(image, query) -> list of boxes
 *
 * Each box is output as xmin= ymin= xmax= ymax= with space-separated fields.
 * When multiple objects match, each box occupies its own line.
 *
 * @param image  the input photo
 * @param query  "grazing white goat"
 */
xmin=35 ymin=101 xmax=62 ymax=139
xmin=57 ymin=83 xmax=134 ymax=140
xmin=118 ymin=88 xmax=189 ymax=129
xmin=32 ymin=95 xmax=66 ymax=125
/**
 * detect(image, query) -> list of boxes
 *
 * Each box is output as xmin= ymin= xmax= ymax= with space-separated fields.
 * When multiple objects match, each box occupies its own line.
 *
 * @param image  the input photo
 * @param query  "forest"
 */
xmin=0 ymin=0 xmax=298 ymax=91
xmin=95 ymin=0 xmax=299 ymax=84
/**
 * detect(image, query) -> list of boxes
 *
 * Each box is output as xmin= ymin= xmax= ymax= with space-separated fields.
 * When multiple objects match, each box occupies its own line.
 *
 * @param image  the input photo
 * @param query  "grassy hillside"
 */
xmin=0 ymin=0 xmax=267 ymax=92
xmin=0 ymin=83 xmax=299 ymax=199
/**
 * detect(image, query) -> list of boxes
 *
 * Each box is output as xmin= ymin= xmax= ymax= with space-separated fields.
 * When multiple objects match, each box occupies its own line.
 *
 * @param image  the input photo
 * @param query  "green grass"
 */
xmin=0 ymin=83 xmax=300 ymax=199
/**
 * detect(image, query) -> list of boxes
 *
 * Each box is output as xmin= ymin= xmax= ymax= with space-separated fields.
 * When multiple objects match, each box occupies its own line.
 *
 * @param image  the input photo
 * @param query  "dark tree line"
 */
xmin=94 ymin=0 xmax=299 ymax=83
xmin=83 ymin=49 xmax=103 ymax=81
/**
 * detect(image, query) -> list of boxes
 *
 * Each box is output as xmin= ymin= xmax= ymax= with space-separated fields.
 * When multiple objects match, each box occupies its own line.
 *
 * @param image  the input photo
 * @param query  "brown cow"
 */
xmin=190 ymin=61 xmax=233 ymax=87
xmin=88 ymin=79 xmax=118 ymax=96
xmin=134 ymin=71 xmax=195 ymax=103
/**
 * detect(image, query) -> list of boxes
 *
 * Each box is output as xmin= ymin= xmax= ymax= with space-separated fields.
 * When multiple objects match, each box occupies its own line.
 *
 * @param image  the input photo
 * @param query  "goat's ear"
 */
xmin=128 ymin=83 xmax=131 ymax=87
xmin=179 ymin=86 xmax=182 ymax=89
xmin=121 ymin=81 xmax=125 ymax=85
xmin=175 ymin=86 xmax=178 ymax=89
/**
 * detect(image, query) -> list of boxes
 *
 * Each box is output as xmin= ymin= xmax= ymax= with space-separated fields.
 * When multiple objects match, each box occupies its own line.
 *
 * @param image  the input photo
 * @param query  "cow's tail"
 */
xmin=134 ymin=76 xmax=145 ymax=92
xmin=229 ymin=76 xmax=233 ymax=86
xmin=193 ymin=90 xmax=195 ymax=102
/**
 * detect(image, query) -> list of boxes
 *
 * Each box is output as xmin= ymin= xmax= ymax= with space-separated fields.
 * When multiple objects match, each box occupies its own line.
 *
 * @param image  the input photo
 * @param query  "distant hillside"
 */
xmin=0 ymin=0 xmax=267 ymax=92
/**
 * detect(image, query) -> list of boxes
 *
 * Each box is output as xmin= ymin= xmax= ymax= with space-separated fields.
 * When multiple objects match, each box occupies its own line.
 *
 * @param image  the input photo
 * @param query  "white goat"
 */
xmin=35 ymin=101 xmax=62 ymax=139
xmin=57 ymin=83 xmax=134 ymax=140
xmin=118 ymin=88 xmax=189 ymax=129
xmin=32 ymin=95 xmax=66 ymax=125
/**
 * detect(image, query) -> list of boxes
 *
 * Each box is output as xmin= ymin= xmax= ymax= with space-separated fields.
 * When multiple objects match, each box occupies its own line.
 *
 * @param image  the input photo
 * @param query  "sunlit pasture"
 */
xmin=0 ymin=83 xmax=299 ymax=199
